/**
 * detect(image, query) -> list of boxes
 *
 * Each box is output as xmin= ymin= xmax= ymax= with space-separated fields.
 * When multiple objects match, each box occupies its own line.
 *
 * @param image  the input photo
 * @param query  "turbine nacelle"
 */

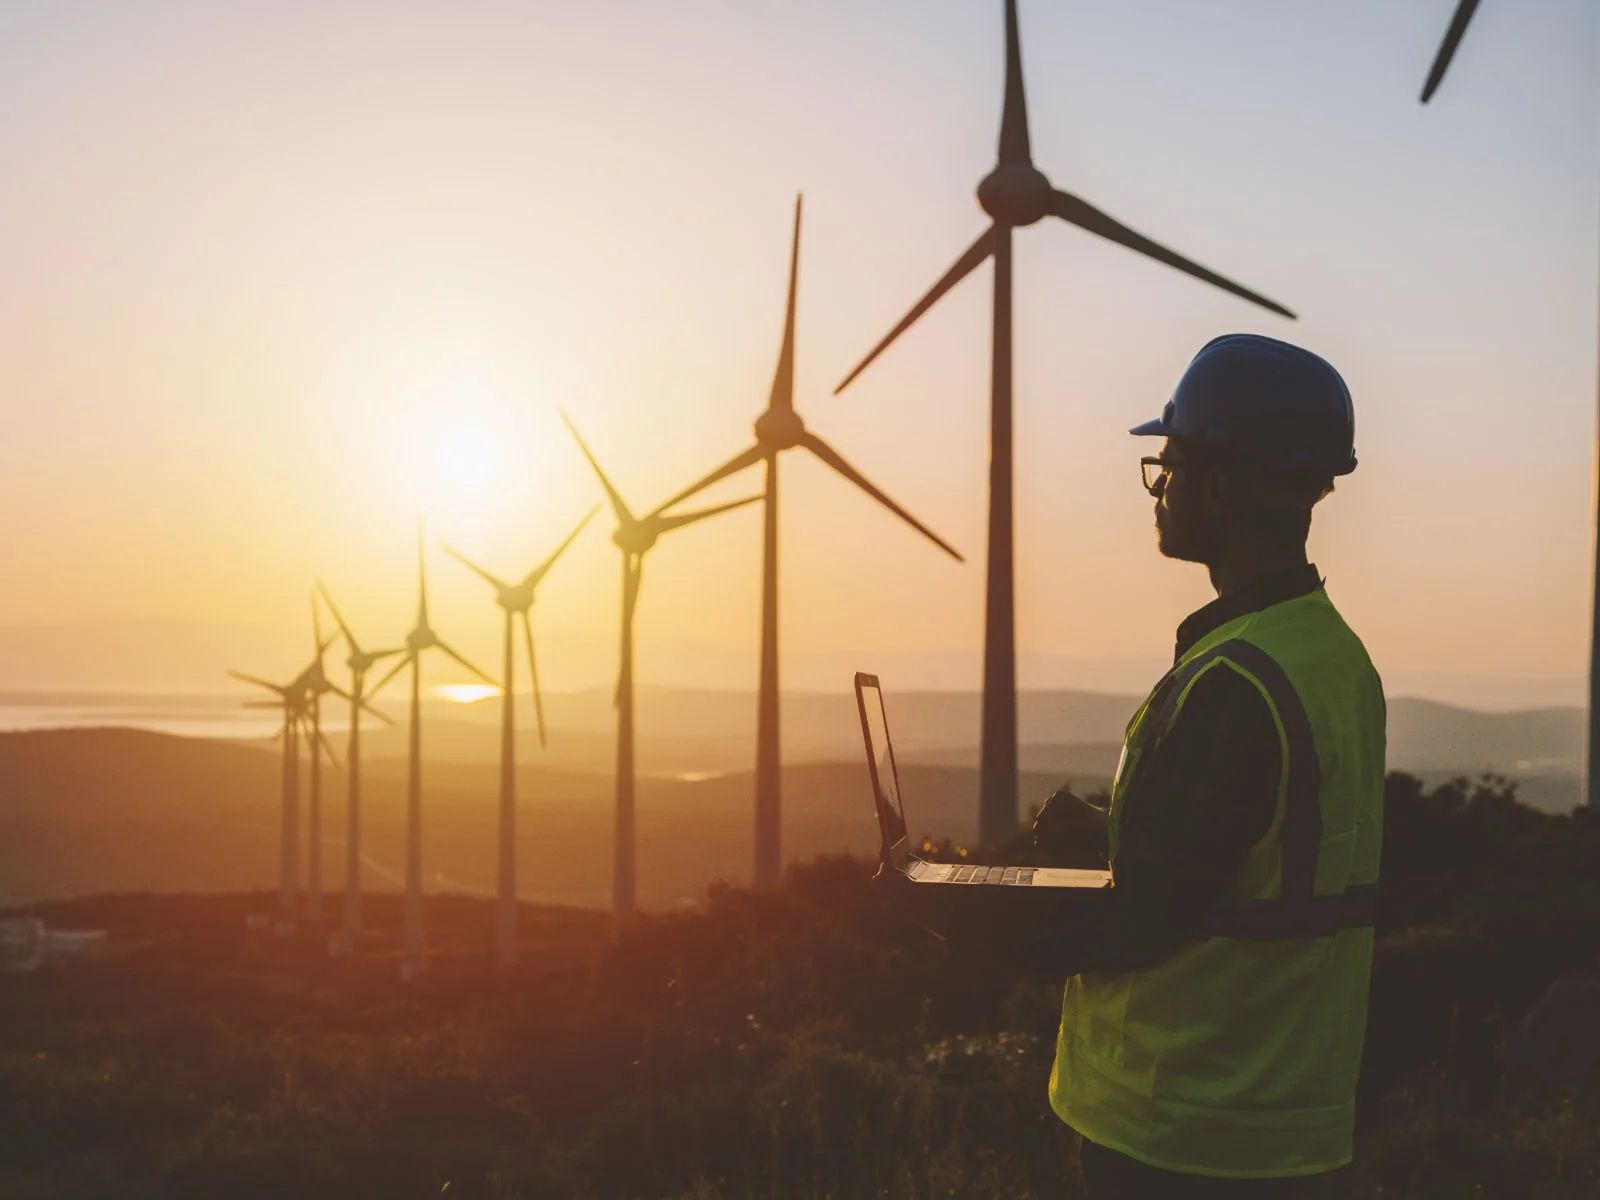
xmin=977 ymin=162 xmax=1053 ymax=227
xmin=495 ymin=584 xmax=536 ymax=613
xmin=407 ymin=625 xmax=438 ymax=654
xmin=611 ymin=522 xmax=660 ymax=558
xmin=753 ymin=406 xmax=805 ymax=451
xmin=348 ymin=649 xmax=385 ymax=675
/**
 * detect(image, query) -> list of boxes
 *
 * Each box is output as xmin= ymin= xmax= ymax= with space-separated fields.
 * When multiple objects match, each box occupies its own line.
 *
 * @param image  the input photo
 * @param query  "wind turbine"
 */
xmin=316 ymin=583 xmax=402 ymax=955
xmin=297 ymin=597 xmax=345 ymax=922
xmin=653 ymin=196 xmax=963 ymax=887
xmin=230 ymin=667 xmax=312 ymax=933
xmin=561 ymin=412 xmax=761 ymax=916
xmin=1414 ymin=0 xmax=1599 ymax=810
xmin=834 ymin=0 xmax=1296 ymax=847
xmin=441 ymin=506 xmax=596 ymax=966
xmin=367 ymin=528 xmax=497 ymax=978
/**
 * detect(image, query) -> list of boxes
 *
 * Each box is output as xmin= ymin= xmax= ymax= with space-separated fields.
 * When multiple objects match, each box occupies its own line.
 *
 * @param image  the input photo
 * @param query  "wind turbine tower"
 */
xmin=316 ymin=583 xmax=401 ymax=955
xmin=563 ymin=413 xmax=760 ymax=916
xmin=657 ymin=196 xmax=963 ymax=887
xmin=834 ymin=0 xmax=1296 ymax=846
xmin=230 ymin=667 xmax=311 ymax=934
xmin=442 ymin=507 xmax=595 ymax=966
xmin=297 ymin=599 xmax=345 ymax=921
xmin=368 ymin=529 xmax=496 ymax=978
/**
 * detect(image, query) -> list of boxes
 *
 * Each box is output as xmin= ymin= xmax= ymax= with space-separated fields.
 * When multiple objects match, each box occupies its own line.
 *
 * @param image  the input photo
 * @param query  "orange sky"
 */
xmin=1 ymin=1 xmax=1597 ymax=709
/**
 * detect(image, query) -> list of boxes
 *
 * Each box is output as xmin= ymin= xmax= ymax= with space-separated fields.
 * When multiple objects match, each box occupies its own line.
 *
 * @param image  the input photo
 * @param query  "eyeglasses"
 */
xmin=1140 ymin=456 xmax=1185 ymax=496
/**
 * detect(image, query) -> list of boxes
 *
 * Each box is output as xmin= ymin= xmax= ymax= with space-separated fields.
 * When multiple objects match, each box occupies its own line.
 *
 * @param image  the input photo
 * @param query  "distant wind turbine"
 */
xmin=368 ymin=528 xmax=496 ymax=978
xmin=441 ymin=506 xmax=596 ymax=966
xmin=655 ymin=196 xmax=963 ymax=887
xmin=297 ymin=597 xmax=346 ymax=922
xmin=1413 ymin=0 xmax=1599 ymax=810
xmin=834 ymin=0 xmax=1296 ymax=847
xmin=230 ymin=667 xmax=312 ymax=933
xmin=316 ymin=583 xmax=402 ymax=955
xmin=562 ymin=412 xmax=761 ymax=916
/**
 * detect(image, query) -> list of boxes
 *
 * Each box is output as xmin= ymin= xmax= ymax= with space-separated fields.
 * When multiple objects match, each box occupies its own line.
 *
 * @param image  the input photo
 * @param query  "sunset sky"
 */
xmin=2 ymin=0 xmax=1597 ymax=709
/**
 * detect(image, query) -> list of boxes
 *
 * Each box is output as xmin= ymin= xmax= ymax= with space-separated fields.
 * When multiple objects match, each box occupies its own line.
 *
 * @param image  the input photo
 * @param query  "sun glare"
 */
xmin=443 ymin=425 xmax=502 ymax=490
xmin=437 ymin=684 xmax=501 ymax=704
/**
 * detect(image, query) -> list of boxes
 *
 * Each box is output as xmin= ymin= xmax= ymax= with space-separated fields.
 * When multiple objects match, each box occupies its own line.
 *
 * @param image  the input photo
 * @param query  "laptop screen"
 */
xmin=856 ymin=676 xmax=908 ymax=853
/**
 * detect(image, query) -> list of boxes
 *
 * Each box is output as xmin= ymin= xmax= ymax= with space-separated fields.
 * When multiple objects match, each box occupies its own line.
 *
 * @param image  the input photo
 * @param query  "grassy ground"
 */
xmin=1 ymin=773 xmax=1597 ymax=1199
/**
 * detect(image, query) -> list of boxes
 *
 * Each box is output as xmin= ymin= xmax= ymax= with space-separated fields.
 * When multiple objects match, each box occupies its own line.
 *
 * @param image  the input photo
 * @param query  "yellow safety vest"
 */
xmin=1049 ymin=587 xmax=1385 ymax=1178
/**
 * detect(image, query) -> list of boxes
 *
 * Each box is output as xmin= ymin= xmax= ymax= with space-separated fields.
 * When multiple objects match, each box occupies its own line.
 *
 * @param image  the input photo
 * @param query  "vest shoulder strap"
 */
xmin=1156 ymin=637 xmax=1375 ymax=942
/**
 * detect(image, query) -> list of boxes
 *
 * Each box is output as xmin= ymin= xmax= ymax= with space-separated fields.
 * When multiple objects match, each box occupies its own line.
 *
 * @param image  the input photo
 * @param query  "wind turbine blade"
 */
xmin=434 ymin=641 xmax=498 ymax=688
xmin=833 ymin=226 xmax=997 ymax=395
xmin=527 ymin=506 xmax=600 ymax=589
xmin=800 ymin=431 xmax=964 ymax=562
xmin=649 ymin=443 xmax=766 ymax=518
xmin=998 ymin=0 xmax=1032 ymax=164
xmin=242 ymin=700 xmax=282 ymax=709
xmin=1421 ymin=0 xmax=1481 ymax=103
xmin=560 ymin=409 xmax=635 ymax=525
xmin=441 ymin=542 xmax=511 ymax=592
xmin=316 ymin=581 xmax=363 ymax=657
xmin=323 ymin=681 xmax=354 ymax=703
xmin=655 ymin=493 xmax=763 ymax=532
xmin=368 ymin=653 xmax=412 ymax=701
xmin=521 ymin=610 xmax=547 ymax=750
xmin=228 ymin=670 xmax=287 ymax=696
xmin=1047 ymin=190 xmax=1296 ymax=319
xmin=358 ymin=697 xmax=396 ymax=726
xmin=768 ymin=194 xmax=802 ymax=413
xmin=310 ymin=722 xmax=343 ymax=768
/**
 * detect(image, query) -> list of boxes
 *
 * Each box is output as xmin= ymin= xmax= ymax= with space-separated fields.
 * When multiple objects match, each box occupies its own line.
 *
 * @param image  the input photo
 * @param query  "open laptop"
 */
xmin=855 ymin=672 xmax=1113 ymax=890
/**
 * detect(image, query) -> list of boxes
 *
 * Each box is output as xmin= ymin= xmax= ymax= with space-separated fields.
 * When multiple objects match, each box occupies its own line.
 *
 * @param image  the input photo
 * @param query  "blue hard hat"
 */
xmin=1130 ymin=334 xmax=1357 ymax=477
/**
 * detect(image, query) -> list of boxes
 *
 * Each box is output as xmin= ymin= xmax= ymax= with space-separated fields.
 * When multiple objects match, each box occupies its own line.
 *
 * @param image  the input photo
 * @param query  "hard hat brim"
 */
xmin=1129 ymin=417 xmax=1175 ymax=438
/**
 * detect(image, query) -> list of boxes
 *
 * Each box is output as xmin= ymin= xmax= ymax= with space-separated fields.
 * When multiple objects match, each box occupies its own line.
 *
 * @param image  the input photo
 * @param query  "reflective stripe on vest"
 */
xmin=1144 ymin=637 xmax=1376 ymax=941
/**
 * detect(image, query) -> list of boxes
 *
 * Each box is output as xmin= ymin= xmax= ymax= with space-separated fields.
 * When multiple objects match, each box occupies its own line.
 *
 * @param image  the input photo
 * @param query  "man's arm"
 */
xmin=1003 ymin=662 xmax=1282 ymax=976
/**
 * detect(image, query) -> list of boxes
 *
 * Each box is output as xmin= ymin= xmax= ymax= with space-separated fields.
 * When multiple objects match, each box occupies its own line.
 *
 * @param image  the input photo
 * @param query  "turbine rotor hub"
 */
xmin=754 ymin=407 xmax=804 ymax=450
xmin=613 ymin=525 xmax=657 ymax=557
xmin=977 ymin=163 xmax=1052 ymax=227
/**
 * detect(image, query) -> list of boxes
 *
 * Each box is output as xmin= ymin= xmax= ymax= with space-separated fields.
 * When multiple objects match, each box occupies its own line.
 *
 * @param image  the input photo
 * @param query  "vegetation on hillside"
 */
xmin=1 ymin=772 xmax=1597 ymax=1198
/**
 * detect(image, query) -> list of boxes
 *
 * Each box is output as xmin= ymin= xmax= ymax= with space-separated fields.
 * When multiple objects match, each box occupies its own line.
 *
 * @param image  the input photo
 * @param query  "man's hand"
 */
xmin=1032 ymin=789 xmax=1110 ymax=867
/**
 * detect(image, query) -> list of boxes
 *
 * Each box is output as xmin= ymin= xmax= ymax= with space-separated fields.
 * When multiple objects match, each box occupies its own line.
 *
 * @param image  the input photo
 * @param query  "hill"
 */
xmin=0 ymin=728 xmax=1094 ymax=909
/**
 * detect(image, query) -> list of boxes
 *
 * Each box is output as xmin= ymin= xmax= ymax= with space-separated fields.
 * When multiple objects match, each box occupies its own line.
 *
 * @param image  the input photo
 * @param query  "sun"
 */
xmin=442 ymin=425 xmax=502 ymax=491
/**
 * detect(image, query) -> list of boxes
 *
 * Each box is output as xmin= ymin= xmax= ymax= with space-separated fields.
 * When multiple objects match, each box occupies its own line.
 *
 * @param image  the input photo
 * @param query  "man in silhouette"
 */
xmin=901 ymin=335 xmax=1383 ymax=1198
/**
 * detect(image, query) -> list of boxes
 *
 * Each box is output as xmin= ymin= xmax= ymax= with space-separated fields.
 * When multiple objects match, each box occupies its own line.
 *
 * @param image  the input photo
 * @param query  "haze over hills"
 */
xmin=0 ymin=679 xmax=1587 ymax=808
xmin=0 ymin=617 xmax=1585 ymax=710
xmin=0 ymin=727 xmax=1078 ymax=910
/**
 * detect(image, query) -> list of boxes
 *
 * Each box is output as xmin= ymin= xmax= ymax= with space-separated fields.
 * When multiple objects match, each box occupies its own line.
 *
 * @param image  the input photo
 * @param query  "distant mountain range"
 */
xmin=359 ymin=686 xmax=1585 ymax=806
xmin=0 ymin=616 xmax=1583 ymax=708
xmin=0 ymin=680 xmax=1587 ymax=812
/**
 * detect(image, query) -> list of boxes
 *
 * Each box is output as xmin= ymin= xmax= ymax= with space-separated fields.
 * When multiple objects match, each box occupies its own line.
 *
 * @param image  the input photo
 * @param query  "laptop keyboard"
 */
xmin=946 ymin=865 xmax=1035 ymax=885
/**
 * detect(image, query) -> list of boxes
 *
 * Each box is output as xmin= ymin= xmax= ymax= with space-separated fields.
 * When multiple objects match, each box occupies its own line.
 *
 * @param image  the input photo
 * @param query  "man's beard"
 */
xmin=1156 ymin=505 xmax=1214 ymax=565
